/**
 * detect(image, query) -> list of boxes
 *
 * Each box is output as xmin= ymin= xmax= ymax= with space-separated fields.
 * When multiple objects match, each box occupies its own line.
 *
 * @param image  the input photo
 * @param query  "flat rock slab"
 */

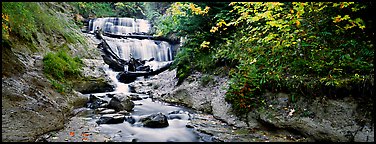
xmin=96 ymin=114 xmax=125 ymax=125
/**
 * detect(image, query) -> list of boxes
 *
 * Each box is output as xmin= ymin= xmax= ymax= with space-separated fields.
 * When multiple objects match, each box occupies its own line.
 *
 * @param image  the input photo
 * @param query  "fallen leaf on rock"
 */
xmin=69 ymin=132 xmax=75 ymax=137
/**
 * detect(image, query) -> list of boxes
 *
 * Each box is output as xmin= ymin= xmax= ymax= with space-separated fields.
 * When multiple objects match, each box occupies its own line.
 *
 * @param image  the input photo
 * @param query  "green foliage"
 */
xmin=2 ymin=2 xmax=38 ymax=42
xmin=143 ymin=2 xmax=172 ymax=34
xmin=157 ymin=2 xmax=374 ymax=115
xmin=113 ymin=2 xmax=145 ymax=18
xmin=201 ymin=74 xmax=214 ymax=86
xmin=2 ymin=2 xmax=88 ymax=50
xmin=72 ymin=2 xmax=147 ymax=19
xmin=43 ymin=50 xmax=83 ymax=93
xmin=72 ymin=2 xmax=116 ymax=18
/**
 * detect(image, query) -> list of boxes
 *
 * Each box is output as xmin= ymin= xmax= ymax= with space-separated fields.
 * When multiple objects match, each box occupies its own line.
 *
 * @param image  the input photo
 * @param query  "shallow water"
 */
xmin=80 ymin=63 xmax=203 ymax=142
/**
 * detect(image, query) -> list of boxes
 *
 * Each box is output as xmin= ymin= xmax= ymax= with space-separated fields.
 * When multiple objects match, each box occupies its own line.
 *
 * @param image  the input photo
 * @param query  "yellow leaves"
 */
xmin=333 ymin=15 xmax=365 ymax=30
xmin=295 ymin=20 xmax=301 ymax=27
xmin=2 ymin=13 xmax=11 ymax=39
xmin=200 ymin=41 xmax=210 ymax=49
xmin=217 ymin=19 xmax=227 ymax=27
xmin=210 ymin=26 xmax=218 ymax=33
xmin=210 ymin=19 xmax=229 ymax=33
xmin=168 ymin=2 xmax=209 ymax=16
xmin=2 ymin=13 xmax=9 ymax=22
xmin=114 ymin=2 xmax=125 ymax=7
xmin=189 ymin=3 xmax=210 ymax=15
xmin=169 ymin=3 xmax=184 ymax=16
xmin=333 ymin=15 xmax=342 ymax=23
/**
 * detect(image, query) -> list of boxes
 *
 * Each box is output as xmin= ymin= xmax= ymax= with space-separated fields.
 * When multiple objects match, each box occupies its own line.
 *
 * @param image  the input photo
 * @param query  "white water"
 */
xmin=88 ymin=17 xmax=151 ymax=35
xmin=104 ymin=37 xmax=173 ymax=61
xmin=89 ymin=17 xmax=173 ymax=62
xmin=85 ymin=65 xmax=200 ymax=142
xmin=81 ymin=17 xmax=201 ymax=142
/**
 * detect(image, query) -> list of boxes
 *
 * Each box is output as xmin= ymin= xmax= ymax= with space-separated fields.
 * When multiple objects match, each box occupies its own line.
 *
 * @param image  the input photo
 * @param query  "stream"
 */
xmin=37 ymin=17 xmax=312 ymax=142
xmin=78 ymin=64 xmax=207 ymax=142
xmin=42 ymin=17 xmax=214 ymax=142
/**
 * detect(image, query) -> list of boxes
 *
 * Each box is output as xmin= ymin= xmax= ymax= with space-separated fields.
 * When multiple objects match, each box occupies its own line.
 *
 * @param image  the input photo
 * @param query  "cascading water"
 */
xmin=104 ymin=37 xmax=173 ymax=62
xmin=89 ymin=17 xmax=173 ymax=63
xmin=76 ymin=17 xmax=203 ymax=142
xmin=88 ymin=17 xmax=151 ymax=35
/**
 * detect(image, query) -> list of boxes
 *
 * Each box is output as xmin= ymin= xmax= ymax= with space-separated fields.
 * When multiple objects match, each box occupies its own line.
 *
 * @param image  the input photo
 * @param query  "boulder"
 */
xmin=72 ymin=78 xmax=114 ymax=94
xmin=140 ymin=112 xmax=169 ymax=128
xmin=108 ymin=93 xmax=135 ymax=111
xmin=96 ymin=114 xmax=125 ymax=125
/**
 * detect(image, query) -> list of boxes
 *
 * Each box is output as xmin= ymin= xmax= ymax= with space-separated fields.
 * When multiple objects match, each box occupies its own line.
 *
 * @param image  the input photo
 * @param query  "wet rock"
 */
xmin=124 ymin=116 xmax=136 ymax=124
xmin=117 ymin=110 xmax=130 ymax=115
xmin=108 ymin=93 xmax=135 ymax=111
xmin=86 ymin=94 xmax=108 ymax=109
xmin=128 ymin=94 xmax=142 ymax=101
xmin=96 ymin=114 xmax=125 ymax=125
xmin=106 ymin=93 xmax=115 ymax=98
xmin=99 ymin=109 xmax=116 ymax=114
xmin=140 ymin=112 xmax=169 ymax=128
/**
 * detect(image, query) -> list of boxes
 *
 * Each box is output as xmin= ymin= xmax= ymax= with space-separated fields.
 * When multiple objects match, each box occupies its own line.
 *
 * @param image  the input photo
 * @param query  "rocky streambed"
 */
xmin=37 ymin=63 xmax=308 ymax=142
xmin=36 ymin=60 xmax=373 ymax=142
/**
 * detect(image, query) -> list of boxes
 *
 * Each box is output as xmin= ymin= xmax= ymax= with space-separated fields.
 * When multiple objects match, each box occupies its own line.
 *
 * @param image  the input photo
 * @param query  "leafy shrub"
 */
xmin=43 ymin=50 xmax=83 ymax=93
xmin=157 ymin=2 xmax=374 ymax=115
xmin=2 ymin=2 xmax=88 ymax=50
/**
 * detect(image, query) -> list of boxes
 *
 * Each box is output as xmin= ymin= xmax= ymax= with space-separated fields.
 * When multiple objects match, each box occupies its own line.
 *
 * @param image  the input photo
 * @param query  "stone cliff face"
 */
xmin=2 ymin=2 xmax=110 ymax=142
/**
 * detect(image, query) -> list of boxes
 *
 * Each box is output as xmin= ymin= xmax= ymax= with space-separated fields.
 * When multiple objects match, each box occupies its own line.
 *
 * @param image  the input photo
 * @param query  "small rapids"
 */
xmin=78 ymin=64 xmax=204 ymax=142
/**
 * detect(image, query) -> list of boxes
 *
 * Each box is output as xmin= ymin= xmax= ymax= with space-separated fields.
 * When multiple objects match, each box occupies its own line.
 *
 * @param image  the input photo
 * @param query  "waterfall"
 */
xmin=89 ymin=17 xmax=174 ymax=62
xmin=88 ymin=17 xmax=151 ymax=35
xmin=104 ymin=37 xmax=173 ymax=61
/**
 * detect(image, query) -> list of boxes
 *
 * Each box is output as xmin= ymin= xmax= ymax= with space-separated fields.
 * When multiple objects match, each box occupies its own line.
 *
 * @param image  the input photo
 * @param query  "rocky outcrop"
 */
xmin=250 ymin=93 xmax=374 ymax=142
xmin=1 ymin=2 xmax=110 ymax=142
xmin=2 ymin=54 xmax=92 ymax=142
xmin=72 ymin=59 xmax=115 ymax=94
xmin=129 ymin=69 xmax=247 ymax=128
xmin=130 ymin=69 xmax=374 ymax=142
